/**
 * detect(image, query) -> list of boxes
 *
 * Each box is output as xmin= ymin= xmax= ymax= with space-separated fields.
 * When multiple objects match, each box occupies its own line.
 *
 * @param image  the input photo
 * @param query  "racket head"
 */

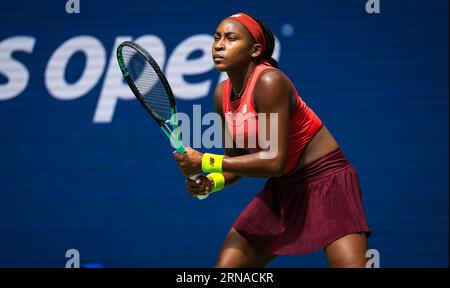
xmin=117 ymin=41 xmax=177 ymax=125
xmin=117 ymin=41 xmax=186 ymax=153
xmin=118 ymin=42 xmax=204 ymax=200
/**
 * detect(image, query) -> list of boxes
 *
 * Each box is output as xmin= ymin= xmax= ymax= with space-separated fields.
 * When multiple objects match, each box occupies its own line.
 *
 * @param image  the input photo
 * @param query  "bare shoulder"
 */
xmin=214 ymin=80 xmax=226 ymax=101
xmin=254 ymin=69 xmax=292 ymax=109
xmin=255 ymin=69 xmax=291 ymax=91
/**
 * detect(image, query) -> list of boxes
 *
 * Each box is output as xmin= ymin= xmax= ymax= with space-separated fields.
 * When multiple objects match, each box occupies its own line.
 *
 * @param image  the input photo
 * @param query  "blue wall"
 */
xmin=0 ymin=0 xmax=448 ymax=267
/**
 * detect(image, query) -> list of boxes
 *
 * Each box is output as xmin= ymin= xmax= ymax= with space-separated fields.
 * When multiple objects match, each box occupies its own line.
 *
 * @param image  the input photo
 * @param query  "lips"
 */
xmin=213 ymin=54 xmax=224 ymax=60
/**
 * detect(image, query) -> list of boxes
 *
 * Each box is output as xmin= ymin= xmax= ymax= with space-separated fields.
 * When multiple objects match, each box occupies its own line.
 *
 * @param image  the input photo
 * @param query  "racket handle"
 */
xmin=174 ymin=146 xmax=208 ymax=200
xmin=188 ymin=174 xmax=209 ymax=200
xmin=196 ymin=194 xmax=209 ymax=200
xmin=166 ymin=128 xmax=208 ymax=200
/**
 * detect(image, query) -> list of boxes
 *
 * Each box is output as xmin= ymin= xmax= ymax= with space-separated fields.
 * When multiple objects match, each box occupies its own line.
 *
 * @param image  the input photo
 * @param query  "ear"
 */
xmin=251 ymin=43 xmax=263 ymax=59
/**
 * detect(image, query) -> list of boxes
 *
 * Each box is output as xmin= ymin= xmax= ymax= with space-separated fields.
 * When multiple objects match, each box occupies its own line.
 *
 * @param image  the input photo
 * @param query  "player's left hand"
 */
xmin=172 ymin=147 xmax=203 ymax=177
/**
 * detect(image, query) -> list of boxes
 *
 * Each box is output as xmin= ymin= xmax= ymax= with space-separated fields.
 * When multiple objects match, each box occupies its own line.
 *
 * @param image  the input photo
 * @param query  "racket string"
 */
xmin=122 ymin=46 xmax=172 ymax=121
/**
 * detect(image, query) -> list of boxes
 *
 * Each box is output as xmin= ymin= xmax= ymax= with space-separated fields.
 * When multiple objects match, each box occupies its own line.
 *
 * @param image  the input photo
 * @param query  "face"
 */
xmin=212 ymin=19 xmax=260 ymax=71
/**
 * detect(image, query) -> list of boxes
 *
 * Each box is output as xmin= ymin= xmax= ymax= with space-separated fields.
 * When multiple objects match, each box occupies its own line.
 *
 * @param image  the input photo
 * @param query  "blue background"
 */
xmin=0 ymin=0 xmax=448 ymax=267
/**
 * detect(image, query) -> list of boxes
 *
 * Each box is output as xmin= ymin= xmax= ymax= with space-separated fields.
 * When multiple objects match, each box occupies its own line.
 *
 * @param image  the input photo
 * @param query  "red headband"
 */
xmin=226 ymin=13 xmax=266 ymax=55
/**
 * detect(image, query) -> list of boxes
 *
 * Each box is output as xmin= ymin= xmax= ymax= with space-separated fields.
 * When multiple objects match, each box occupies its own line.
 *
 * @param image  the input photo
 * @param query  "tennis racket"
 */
xmin=116 ymin=41 xmax=208 ymax=200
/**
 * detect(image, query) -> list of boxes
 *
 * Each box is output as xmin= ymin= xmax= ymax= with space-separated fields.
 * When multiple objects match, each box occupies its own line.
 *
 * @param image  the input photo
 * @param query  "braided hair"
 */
xmin=248 ymin=14 xmax=279 ymax=68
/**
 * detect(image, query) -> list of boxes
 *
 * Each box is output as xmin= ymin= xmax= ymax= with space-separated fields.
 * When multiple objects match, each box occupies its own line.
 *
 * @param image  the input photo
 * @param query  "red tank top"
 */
xmin=222 ymin=63 xmax=323 ymax=174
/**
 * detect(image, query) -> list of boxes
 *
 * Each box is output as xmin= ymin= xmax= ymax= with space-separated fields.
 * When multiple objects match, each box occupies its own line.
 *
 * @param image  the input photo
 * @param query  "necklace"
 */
xmin=232 ymin=73 xmax=252 ymax=99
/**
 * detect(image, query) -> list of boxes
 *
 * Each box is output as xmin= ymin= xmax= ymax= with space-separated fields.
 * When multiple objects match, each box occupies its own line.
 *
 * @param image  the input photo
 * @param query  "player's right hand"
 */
xmin=185 ymin=175 xmax=213 ymax=198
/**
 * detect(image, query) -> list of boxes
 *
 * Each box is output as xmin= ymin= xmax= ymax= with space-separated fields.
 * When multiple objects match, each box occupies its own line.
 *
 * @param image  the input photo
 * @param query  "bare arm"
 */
xmin=183 ymin=81 xmax=245 ymax=197
xmin=173 ymin=70 xmax=292 ymax=179
xmin=221 ymin=70 xmax=292 ymax=178
xmin=215 ymin=81 xmax=246 ymax=187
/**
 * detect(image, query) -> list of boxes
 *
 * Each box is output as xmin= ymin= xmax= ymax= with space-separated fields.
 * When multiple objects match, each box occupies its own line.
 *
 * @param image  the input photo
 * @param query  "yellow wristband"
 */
xmin=201 ymin=153 xmax=224 ymax=173
xmin=206 ymin=173 xmax=225 ymax=193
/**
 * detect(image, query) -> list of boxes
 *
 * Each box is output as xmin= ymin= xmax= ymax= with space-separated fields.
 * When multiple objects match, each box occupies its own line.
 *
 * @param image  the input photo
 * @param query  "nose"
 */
xmin=213 ymin=37 xmax=224 ymax=51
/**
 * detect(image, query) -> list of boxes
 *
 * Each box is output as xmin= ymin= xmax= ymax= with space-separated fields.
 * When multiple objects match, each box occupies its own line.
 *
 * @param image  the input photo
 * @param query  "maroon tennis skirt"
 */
xmin=233 ymin=148 xmax=371 ymax=255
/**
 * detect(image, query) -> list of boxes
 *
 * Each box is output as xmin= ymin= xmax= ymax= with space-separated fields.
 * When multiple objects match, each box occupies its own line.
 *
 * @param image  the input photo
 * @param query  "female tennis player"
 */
xmin=172 ymin=12 xmax=371 ymax=268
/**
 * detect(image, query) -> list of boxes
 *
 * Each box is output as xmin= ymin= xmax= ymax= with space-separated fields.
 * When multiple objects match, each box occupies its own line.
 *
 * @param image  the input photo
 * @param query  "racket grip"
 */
xmin=188 ymin=174 xmax=210 ymax=200
xmin=175 ymin=146 xmax=208 ymax=200
xmin=196 ymin=194 xmax=209 ymax=200
xmin=167 ymin=129 xmax=207 ymax=199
